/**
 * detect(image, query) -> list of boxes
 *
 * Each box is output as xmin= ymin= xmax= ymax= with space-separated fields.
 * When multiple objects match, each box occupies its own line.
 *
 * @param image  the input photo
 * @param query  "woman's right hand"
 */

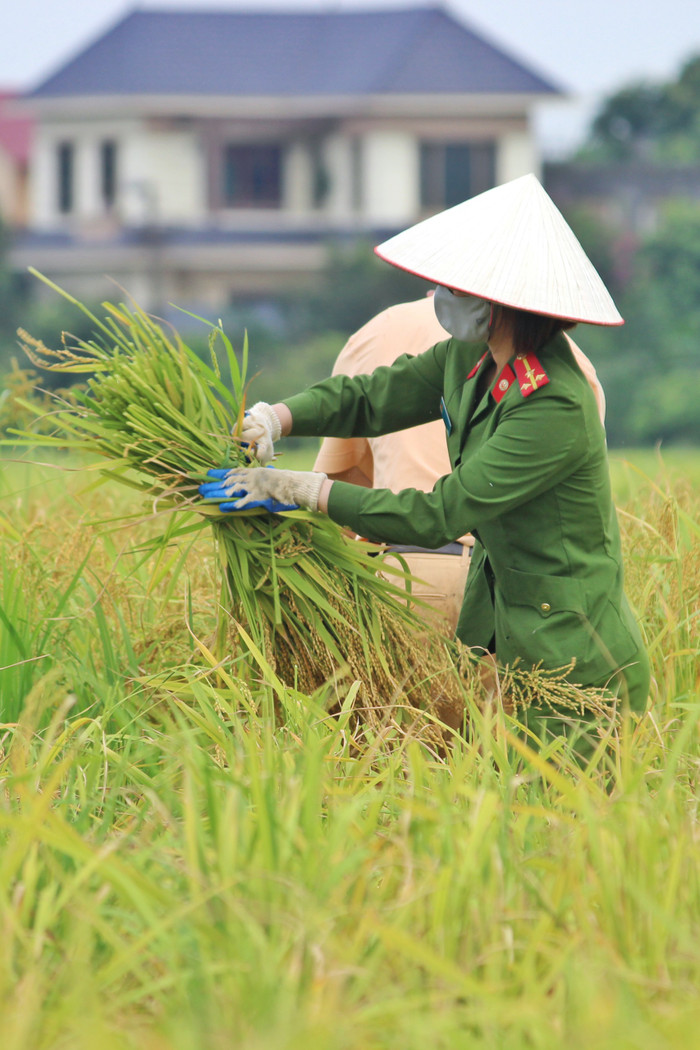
xmin=237 ymin=402 xmax=283 ymax=463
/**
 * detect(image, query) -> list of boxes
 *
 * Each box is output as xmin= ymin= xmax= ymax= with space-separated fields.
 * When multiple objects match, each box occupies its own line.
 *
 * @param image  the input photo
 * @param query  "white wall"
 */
xmin=321 ymin=134 xmax=355 ymax=219
xmin=361 ymin=130 xmax=418 ymax=223
xmin=496 ymin=129 xmax=540 ymax=184
xmin=120 ymin=127 xmax=205 ymax=225
xmin=283 ymin=142 xmax=314 ymax=214
xmin=30 ymin=124 xmax=64 ymax=226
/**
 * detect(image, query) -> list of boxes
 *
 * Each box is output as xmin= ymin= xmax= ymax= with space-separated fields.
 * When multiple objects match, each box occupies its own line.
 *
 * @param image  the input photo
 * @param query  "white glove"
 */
xmin=238 ymin=402 xmax=282 ymax=463
xmin=223 ymin=467 xmax=327 ymax=512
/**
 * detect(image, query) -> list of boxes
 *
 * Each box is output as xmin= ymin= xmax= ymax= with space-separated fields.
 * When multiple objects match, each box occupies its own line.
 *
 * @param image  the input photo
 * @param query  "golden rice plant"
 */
xmin=13 ymin=271 xmax=465 ymax=728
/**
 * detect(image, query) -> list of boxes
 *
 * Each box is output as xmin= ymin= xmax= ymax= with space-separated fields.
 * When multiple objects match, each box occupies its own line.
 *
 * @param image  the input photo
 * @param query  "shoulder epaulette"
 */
xmin=513 ymin=353 xmax=550 ymax=397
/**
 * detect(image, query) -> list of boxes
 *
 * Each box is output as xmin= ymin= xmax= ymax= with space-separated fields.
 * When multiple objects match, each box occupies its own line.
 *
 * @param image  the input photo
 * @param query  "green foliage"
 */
xmin=560 ymin=200 xmax=700 ymax=447
xmin=637 ymin=199 xmax=700 ymax=323
xmin=562 ymin=205 xmax=622 ymax=295
xmin=234 ymin=329 xmax=346 ymax=407
xmin=583 ymin=53 xmax=700 ymax=161
xmin=0 ymin=358 xmax=85 ymax=437
xmin=590 ymin=81 xmax=672 ymax=158
xmin=612 ymin=202 xmax=700 ymax=442
xmin=0 ymin=288 xmax=107 ymax=397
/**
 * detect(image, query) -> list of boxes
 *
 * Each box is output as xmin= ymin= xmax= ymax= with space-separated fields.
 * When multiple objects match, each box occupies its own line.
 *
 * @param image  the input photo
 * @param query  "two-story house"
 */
xmin=13 ymin=6 xmax=561 ymax=309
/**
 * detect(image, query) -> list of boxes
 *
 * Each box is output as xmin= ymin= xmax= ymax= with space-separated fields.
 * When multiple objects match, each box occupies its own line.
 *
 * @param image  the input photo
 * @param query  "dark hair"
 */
xmin=491 ymin=305 xmax=575 ymax=358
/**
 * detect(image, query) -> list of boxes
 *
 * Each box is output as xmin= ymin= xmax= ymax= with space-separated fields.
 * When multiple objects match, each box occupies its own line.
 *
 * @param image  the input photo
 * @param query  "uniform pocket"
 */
xmin=494 ymin=566 xmax=611 ymax=678
xmin=498 ymin=567 xmax=586 ymax=616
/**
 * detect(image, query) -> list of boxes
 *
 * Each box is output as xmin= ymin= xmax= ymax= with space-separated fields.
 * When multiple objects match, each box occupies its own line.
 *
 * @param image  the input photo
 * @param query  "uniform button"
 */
xmin=540 ymin=602 xmax=551 ymax=612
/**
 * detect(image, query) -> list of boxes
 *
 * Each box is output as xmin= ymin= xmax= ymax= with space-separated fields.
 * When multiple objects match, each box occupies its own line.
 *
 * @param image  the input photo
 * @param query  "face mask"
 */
xmin=433 ymin=284 xmax=491 ymax=342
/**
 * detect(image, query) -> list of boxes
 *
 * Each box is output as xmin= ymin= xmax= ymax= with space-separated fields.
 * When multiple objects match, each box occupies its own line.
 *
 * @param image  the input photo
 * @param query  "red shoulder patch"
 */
xmin=466 ymin=352 xmax=488 ymax=381
xmin=492 ymin=364 xmax=515 ymax=403
xmin=513 ymin=353 xmax=550 ymax=397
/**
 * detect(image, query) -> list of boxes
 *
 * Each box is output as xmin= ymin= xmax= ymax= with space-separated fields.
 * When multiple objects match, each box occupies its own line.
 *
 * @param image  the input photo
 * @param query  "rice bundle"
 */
xmin=15 ymin=273 xmax=465 ymax=726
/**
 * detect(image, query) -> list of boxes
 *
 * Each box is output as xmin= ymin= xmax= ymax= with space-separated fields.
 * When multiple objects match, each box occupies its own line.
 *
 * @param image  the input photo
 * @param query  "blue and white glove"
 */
xmin=237 ymin=402 xmax=282 ymax=464
xmin=199 ymin=466 xmax=327 ymax=513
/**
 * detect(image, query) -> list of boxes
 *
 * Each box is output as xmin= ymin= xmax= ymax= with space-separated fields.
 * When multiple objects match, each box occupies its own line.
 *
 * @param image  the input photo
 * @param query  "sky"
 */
xmin=4 ymin=0 xmax=700 ymax=156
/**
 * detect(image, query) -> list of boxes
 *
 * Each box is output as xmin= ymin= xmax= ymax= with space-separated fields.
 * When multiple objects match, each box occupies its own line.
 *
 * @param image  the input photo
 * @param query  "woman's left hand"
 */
xmin=199 ymin=466 xmax=327 ymax=513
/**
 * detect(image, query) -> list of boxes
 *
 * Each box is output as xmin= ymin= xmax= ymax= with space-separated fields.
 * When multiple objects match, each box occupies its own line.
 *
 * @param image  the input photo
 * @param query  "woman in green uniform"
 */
xmin=201 ymin=174 xmax=650 ymax=713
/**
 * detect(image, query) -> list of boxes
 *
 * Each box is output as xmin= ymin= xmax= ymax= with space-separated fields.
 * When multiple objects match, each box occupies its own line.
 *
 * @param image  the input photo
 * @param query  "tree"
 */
xmin=578 ymin=201 xmax=700 ymax=446
xmin=583 ymin=54 xmax=700 ymax=161
xmin=590 ymin=82 xmax=671 ymax=158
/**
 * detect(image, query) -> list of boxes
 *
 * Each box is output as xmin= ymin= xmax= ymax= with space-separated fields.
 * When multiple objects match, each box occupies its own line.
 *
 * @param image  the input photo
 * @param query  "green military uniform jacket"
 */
xmin=284 ymin=332 xmax=649 ymax=708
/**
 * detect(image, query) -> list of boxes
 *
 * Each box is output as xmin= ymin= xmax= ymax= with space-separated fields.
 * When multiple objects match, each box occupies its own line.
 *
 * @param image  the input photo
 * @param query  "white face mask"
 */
xmin=433 ymin=284 xmax=491 ymax=342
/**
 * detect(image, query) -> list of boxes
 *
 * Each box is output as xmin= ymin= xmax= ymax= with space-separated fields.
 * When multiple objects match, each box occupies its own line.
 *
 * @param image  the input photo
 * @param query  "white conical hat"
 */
xmin=375 ymin=173 xmax=623 ymax=326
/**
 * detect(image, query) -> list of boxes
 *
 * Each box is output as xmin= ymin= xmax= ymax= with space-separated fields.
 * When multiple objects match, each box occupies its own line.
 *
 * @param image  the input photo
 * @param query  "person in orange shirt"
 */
xmin=313 ymin=294 xmax=607 ymax=633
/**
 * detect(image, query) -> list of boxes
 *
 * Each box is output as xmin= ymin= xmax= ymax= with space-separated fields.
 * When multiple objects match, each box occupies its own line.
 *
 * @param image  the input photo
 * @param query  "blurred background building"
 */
xmin=9 ymin=6 xmax=560 ymax=309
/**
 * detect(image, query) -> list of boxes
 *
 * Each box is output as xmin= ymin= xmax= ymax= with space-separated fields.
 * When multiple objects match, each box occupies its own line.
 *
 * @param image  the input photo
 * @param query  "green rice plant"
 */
xmin=0 ymin=488 xmax=208 ymax=723
xmin=0 ymin=542 xmax=96 ymax=722
xmin=613 ymin=457 xmax=700 ymax=708
xmin=12 ymin=272 xmax=465 ymax=727
xmin=0 ymin=648 xmax=699 ymax=1050
xmin=0 ymin=453 xmax=698 ymax=1049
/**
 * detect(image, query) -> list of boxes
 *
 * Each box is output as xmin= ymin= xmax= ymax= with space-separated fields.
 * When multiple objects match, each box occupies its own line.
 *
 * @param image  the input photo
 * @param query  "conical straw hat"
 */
xmin=375 ymin=173 xmax=623 ymax=326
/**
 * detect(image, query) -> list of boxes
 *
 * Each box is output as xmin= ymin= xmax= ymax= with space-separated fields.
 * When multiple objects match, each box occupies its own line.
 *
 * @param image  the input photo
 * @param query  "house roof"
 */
xmin=27 ymin=6 xmax=561 ymax=99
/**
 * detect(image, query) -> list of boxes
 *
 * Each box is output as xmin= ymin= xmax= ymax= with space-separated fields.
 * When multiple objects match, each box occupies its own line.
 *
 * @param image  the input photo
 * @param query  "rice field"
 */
xmin=0 ymin=305 xmax=698 ymax=1047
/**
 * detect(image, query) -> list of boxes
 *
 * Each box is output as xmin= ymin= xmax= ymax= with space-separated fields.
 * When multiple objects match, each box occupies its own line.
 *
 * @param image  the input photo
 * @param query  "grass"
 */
xmin=0 ymin=438 xmax=698 ymax=1048
xmin=608 ymin=446 xmax=700 ymax=501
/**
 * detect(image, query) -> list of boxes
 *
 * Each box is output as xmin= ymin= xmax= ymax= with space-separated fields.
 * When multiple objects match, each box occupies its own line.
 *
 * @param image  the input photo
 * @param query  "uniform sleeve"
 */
xmin=283 ymin=341 xmax=449 ymax=438
xmin=327 ymin=388 xmax=591 ymax=546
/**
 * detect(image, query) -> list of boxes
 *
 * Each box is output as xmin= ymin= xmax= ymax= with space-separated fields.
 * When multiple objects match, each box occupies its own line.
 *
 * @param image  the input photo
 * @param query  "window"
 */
xmin=57 ymin=141 xmax=74 ymax=214
xmin=101 ymin=140 xmax=118 ymax=209
xmin=222 ymin=145 xmax=282 ymax=207
xmin=420 ymin=142 xmax=495 ymax=209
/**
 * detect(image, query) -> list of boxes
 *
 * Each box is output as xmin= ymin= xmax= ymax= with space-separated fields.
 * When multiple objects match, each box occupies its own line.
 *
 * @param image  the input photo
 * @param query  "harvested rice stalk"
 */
xmin=14 ymin=272 xmax=466 ymax=726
